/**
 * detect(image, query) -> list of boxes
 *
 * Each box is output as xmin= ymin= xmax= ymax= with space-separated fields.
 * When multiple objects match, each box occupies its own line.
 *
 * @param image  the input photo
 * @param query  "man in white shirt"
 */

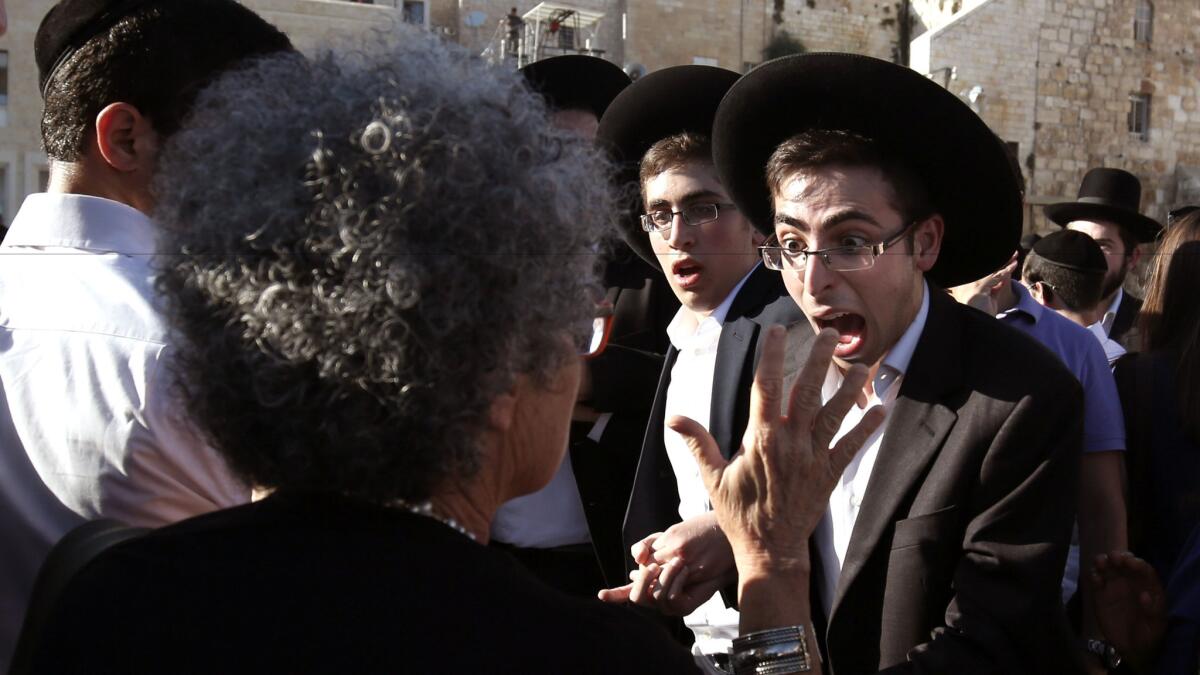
xmin=663 ymin=53 xmax=1084 ymax=673
xmin=594 ymin=65 xmax=804 ymax=659
xmin=1044 ymin=167 xmax=1163 ymax=351
xmin=0 ymin=1 xmax=292 ymax=668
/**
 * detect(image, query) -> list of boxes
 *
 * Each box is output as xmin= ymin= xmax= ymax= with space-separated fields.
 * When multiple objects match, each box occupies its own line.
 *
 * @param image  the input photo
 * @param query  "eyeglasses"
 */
xmin=759 ymin=221 xmax=916 ymax=273
xmin=640 ymin=202 xmax=737 ymax=234
xmin=578 ymin=305 xmax=614 ymax=359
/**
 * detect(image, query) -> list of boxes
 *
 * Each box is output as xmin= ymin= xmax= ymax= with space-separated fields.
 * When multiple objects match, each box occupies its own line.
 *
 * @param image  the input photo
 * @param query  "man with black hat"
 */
xmin=592 ymin=65 xmax=804 ymax=659
xmin=491 ymin=54 xmax=681 ymax=599
xmin=1045 ymin=167 xmax=1163 ymax=350
xmin=0 ymin=1 xmax=292 ymax=668
xmin=669 ymin=53 xmax=1084 ymax=673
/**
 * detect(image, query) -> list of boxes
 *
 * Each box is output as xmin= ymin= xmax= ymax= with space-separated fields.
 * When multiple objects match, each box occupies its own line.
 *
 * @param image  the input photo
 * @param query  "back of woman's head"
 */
xmin=152 ymin=28 xmax=614 ymax=504
xmin=1141 ymin=210 xmax=1200 ymax=440
xmin=1142 ymin=211 xmax=1200 ymax=352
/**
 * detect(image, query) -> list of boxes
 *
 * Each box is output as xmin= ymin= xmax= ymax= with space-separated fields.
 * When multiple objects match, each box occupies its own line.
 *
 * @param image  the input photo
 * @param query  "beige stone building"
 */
xmin=911 ymin=0 xmax=1200 ymax=231
xmin=0 ymin=0 xmax=418 ymax=228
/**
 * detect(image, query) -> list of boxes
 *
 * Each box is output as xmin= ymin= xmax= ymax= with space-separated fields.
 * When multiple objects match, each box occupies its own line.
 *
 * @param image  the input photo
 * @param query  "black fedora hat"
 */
xmin=595 ymin=65 xmax=741 ymax=268
xmin=711 ymin=53 xmax=1022 ymax=288
xmin=520 ymin=55 xmax=630 ymax=119
xmin=1044 ymin=168 xmax=1162 ymax=243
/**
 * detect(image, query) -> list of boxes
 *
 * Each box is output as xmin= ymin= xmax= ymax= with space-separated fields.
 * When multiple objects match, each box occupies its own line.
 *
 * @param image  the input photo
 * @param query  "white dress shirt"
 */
xmin=1094 ymin=287 xmax=1124 ymax=337
xmin=662 ymin=265 xmax=757 ymax=656
xmin=814 ymin=282 xmax=929 ymax=619
xmin=491 ymin=451 xmax=591 ymax=548
xmin=0 ymin=194 xmax=248 ymax=669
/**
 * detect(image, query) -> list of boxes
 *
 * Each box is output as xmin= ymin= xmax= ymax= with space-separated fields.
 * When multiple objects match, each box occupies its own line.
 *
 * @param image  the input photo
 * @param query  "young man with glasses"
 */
xmin=594 ymin=65 xmax=803 ymax=662
xmin=677 ymin=53 xmax=1084 ymax=673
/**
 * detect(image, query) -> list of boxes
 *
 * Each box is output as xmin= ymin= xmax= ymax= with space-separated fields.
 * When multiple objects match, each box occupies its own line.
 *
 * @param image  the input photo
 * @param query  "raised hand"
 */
xmin=670 ymin=326 xmax=885 ymax=578
xmin=1090 ymin=551 xmax=1167 ymax=672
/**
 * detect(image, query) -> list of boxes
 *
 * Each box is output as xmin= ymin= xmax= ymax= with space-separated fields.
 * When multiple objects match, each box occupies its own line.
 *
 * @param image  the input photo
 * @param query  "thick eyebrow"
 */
xmin=646 ymin=189 xmax=726 ymax=210
xmin=774 ymin=209 xmax=882 ymax=231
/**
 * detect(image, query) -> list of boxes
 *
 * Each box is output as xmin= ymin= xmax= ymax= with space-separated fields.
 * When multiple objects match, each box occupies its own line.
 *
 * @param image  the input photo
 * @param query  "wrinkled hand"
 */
xmin=1090 ymin=551 xmax=1167 ymax=671
xmin=597 ymin=521 xmax=736 ymax=616
xmin=948 ymin=252 xmax=1018 ymax=315
xmin=671 ymin=326 xmax=885 ymax=576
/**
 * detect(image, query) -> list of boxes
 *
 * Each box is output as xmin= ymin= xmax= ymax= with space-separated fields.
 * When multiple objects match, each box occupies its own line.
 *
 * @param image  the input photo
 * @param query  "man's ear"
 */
xmin=1128 ymin=244 xmax=1143 ymax=269
xmin=1028 ymin=281 xmax=1050 ymax=307
xmin=94 ymin=102 xmax=157 ymax=174
xmin=912 ymin=214 xmax=944 ymax=272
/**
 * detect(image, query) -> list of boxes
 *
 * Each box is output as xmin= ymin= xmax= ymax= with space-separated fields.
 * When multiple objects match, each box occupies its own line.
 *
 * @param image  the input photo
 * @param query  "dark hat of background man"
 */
xmin=1043 ymin=167 xmax=1162 ymax=244
xmin=711 ymin=52 xmax=1023 ymax=289
xmin=36 ymin=0 xmax=158 ymax=96
xmin=519 ymin=55 xmax=631 ymax=119
xmin=1031 ymin=229 xmax=1108 ymax=274
xmin=595 ymin=65 xmax=741 ymax=268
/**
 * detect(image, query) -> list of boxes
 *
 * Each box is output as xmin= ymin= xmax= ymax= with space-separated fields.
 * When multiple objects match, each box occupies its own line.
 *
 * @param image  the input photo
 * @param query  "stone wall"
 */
xmin=914 ymin=0 xmax=1200 ymax=235
xmin=624 ymin=0 xmax=768 ymax=72
xmin=773 ymin=0 xmax=903 ymax=61
xmin=1032 ymin=0 xmax=1200 ymax=226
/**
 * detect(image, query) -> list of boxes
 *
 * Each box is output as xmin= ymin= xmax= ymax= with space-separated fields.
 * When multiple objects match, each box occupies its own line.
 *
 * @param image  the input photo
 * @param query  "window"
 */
xmin=0 ymin=165 xmax=8 ymax=229
xmin=1134 ymin=0 xmax=1153 ymax=43
xmin=0 ymin=51 xmax=8 ymax=127
xmin=37 ymin=168 xmax=49 ymax=193
xmin=402 ymin=1 xmax=425 ymax=25
xmin=1129 ymin=94 xmax=1151 ymax=141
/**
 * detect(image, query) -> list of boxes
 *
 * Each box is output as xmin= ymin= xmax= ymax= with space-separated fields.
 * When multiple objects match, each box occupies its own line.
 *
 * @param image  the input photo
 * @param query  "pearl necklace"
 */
xmin=398 ymin=500 xmax=477 ymax=542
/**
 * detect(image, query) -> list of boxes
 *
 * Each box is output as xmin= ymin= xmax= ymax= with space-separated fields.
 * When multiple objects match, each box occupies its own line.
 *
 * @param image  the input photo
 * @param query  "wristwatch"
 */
xmin=1085 ymin=638 xmax=1123 ymax=670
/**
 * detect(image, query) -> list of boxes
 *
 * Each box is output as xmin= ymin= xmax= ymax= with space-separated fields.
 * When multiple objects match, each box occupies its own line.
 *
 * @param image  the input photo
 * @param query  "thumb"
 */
xmin=667 ymin=414 xmax=726 ymax=498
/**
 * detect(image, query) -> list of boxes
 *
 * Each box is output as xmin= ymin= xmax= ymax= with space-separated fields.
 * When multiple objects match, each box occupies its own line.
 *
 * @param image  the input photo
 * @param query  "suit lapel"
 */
xmin=828 ymin=290 xmax=964 ymax=622
xmin=709 ymin=265 xmax=789 ymax=459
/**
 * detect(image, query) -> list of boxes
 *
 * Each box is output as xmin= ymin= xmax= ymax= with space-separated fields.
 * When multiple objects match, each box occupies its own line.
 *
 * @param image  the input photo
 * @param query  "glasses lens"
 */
xmin=683 ymin=203 xmax=719 ymax=226
xmin=579 ymin=315 xmax=612 ymax=358
xmin=826 ymin=249 xmax=874 ymax=272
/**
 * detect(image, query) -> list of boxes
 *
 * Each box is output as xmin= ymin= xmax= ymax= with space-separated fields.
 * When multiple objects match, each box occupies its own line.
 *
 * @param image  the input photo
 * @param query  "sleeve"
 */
xmin=1079 ymin=335 xmax=1127 ymax=453
xmin=585 ymin=344 xmax=665 ymax=415
xmin=101 ymin=345 xmax=250 ymax=528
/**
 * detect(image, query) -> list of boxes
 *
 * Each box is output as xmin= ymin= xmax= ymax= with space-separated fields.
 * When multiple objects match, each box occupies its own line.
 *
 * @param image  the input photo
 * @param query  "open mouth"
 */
xmin=815 ymin=312 xmax=866 ymax=359
xmin=671 ymin=259 xmax=703 ymax=289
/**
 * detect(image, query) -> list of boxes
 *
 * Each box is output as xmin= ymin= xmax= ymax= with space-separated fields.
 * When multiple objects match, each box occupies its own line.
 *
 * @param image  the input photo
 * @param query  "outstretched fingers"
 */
xmin=750 ymin=325 xmax=788 ymax=427
xmin=812 ymin=363 xmax=871 ymax=451
xmin=786 ymin=328 xmax=839 ymax=435
xmin=669 ymin=414 xmax=727 ymax=499
xmin=830 ymin=404 xmax=886 ymax=478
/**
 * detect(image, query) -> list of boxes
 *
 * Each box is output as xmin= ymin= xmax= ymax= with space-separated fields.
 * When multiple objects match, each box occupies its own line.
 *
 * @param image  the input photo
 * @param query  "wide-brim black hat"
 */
xmin=712 ymin=52 xmax=1022 ymax=288
xmin=1044 ymin=168 xmax=1162 ymax=243
xmin=520 ymin=55 xmax=630 ymax=119
xmin=595 ymin=65 xmax=741 ymax=268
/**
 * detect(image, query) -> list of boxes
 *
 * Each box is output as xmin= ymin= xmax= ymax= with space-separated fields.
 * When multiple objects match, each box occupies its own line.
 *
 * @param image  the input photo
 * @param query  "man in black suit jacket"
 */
xmin=491 ymin=55 xmax=677 ymax=597
xmin=1045 ymin=167 xmax=1163 ymax=351
xmin=660 ymin=53 xmax=1086 ymax=673
xmin=593 ymin=66 xmax=804 ymax=656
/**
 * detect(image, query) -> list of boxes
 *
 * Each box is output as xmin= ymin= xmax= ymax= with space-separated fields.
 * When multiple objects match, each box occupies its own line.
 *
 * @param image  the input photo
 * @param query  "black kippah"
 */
xmin=1031 ymin=229 xmax=1107 ymax=274
xmin=35 ymin=0 xmax=158 ymax=97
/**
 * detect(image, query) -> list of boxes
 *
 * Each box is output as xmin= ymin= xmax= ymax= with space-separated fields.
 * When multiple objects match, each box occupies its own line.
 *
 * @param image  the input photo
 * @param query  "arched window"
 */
xmin=1134 ymin=0 xmax=1153 ymax=43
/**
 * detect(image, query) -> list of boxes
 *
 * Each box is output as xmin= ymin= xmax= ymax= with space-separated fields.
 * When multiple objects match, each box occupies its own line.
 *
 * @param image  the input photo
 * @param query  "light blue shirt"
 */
xmin=997 ymin=281 xmax=1125 ymax=454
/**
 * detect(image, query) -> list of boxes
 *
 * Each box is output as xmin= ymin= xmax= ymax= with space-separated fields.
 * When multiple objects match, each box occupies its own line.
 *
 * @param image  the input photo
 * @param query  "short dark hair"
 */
xmin=638 ymin=131 xmax=711 ymax=199
xmin=765 ymin=130 xmax=932 ymax=224
xmin=1022 ymin=252 xmax=1105 ymax=311
xmin=40 ymin=0 xmax=292 ymax=162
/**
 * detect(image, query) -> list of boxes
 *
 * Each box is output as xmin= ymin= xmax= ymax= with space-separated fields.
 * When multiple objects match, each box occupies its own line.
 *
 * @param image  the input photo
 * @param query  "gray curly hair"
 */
xmin=152 ymin=29 xmax=613 ymax=504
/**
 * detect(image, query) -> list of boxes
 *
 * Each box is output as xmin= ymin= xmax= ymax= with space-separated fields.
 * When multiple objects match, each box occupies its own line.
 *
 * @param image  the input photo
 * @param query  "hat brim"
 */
xmin=596 ymin=65 xmax=742 ymax=269
xmin=520 ymin=55 xmax=630 ymax=120
xmin=1043 ymin=202 xmax=1162 ymax=243
xmin=712 ymin=52 xmax=1022 ymax=288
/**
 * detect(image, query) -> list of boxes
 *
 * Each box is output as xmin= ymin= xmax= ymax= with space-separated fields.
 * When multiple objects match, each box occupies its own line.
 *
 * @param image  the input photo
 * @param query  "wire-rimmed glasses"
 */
xmin=759 ymin=221 xmax=917 ymax=273
xmin=640 ymin=202 xmax=737 ymax=234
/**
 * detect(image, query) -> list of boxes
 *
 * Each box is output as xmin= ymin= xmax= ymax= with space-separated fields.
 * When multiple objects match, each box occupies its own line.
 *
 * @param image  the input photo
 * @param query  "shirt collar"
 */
xmin=2 ymin=193 xmax=157 ymax=254
xmin=998 ymin=280 xmax=1044 ymax=324
xmin=1099 ymin=288 xmax=1124 ymax=334
xmin=666 ymin=263 xmax=760 ymax=349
